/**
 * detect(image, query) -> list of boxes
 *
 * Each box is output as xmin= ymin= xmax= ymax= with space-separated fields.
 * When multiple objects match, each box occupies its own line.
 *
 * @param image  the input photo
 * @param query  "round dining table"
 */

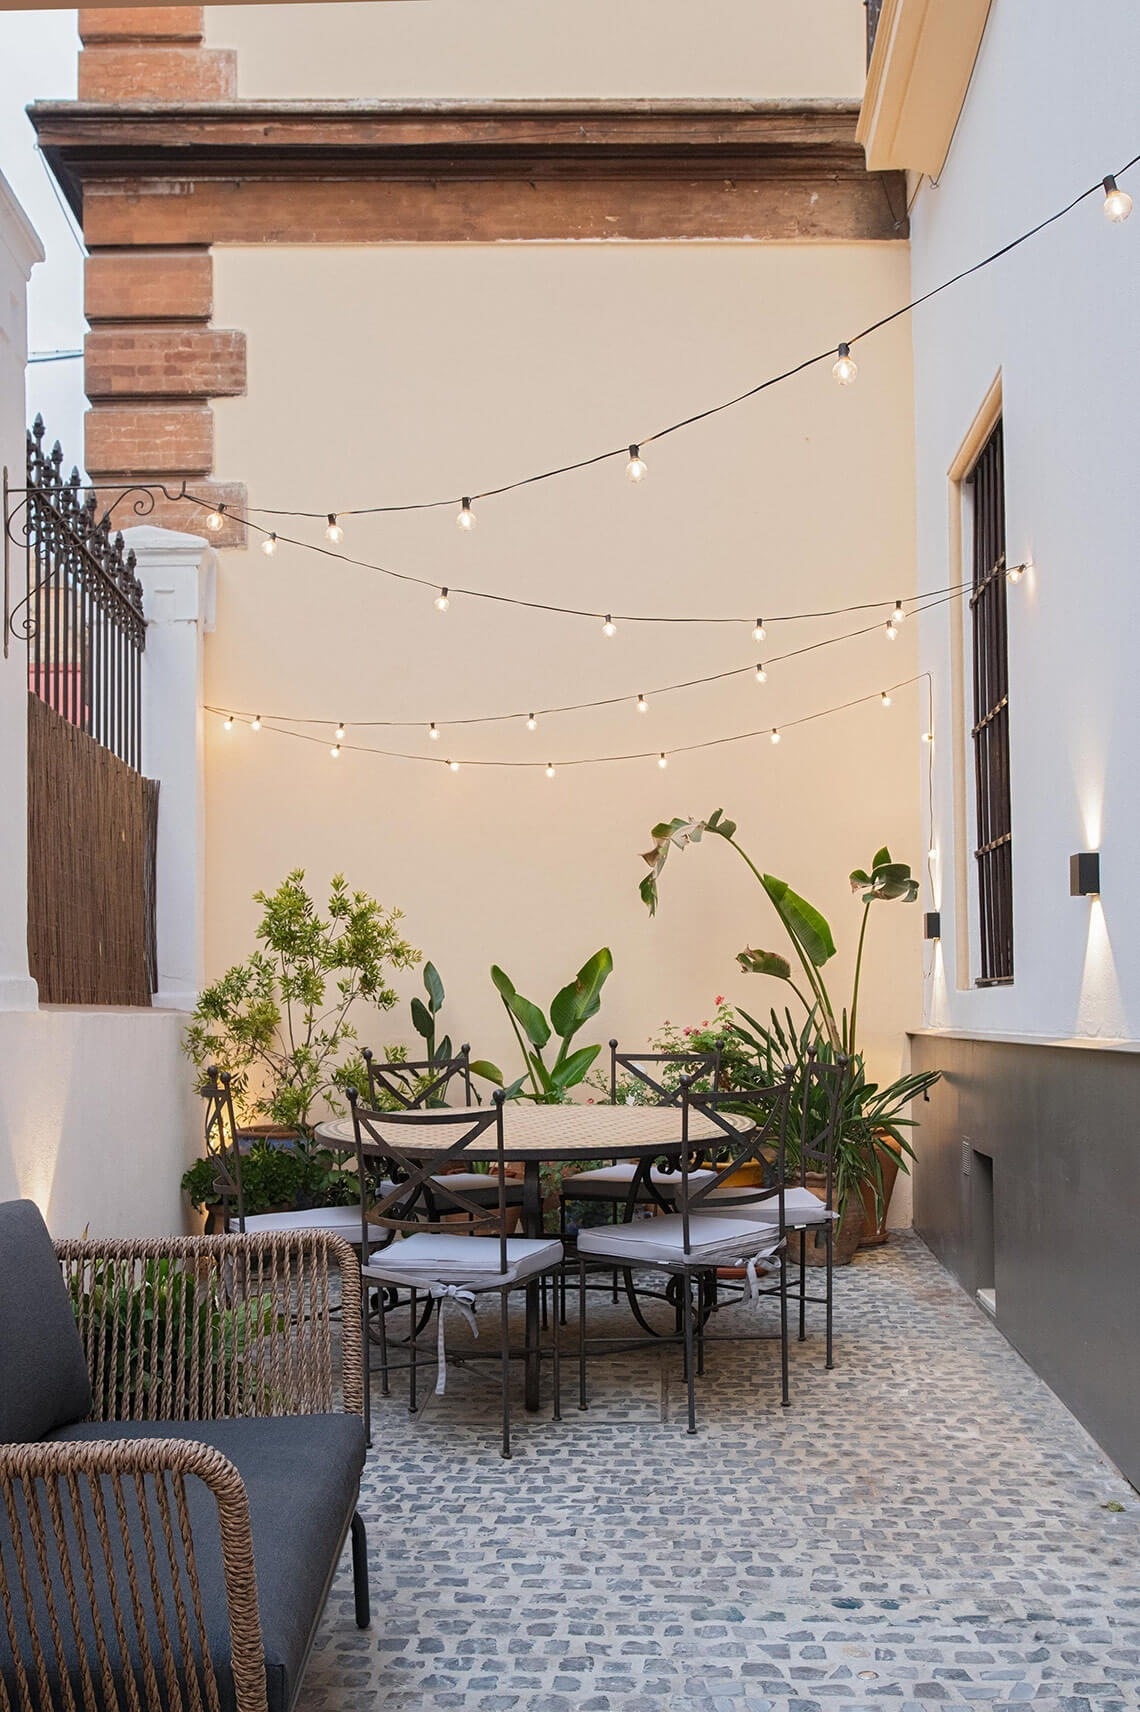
xmin=315 ymin=1102 xmax=747 ymax=1410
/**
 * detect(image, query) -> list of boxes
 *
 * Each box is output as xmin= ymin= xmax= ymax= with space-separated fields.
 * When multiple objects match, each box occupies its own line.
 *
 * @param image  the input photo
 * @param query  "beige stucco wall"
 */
xmin=206 ymin=0 xmax=866 ymax=101
xmin=207 ymin=241 xmax=919 ymax=1190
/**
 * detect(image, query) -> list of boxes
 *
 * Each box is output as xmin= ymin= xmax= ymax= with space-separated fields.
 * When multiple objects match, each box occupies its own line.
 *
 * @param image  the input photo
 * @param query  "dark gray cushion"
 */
xmin=0 ymin=1414 xmax=366 ymax=1712
xmin=0 ymin=1199 xmax=92 ymax=1440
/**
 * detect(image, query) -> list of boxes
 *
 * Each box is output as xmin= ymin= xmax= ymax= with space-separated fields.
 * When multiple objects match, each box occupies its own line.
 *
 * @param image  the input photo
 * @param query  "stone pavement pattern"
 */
xmin=299 ymin=1234 xmax=1139 ymax=1712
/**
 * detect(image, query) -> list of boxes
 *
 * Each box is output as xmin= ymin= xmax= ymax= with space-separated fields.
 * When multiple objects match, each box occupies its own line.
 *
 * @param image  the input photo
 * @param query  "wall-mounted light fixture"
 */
xmin=924 ymin=911 xmax=942 ymax=940
xmin=1069 ymin=852 xmax=1101 ymax=897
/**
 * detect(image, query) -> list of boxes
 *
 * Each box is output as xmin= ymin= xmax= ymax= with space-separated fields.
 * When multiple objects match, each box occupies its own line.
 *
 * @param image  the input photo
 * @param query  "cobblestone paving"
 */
xmin=300 ymin=1234 xmax=1140 ymax=1712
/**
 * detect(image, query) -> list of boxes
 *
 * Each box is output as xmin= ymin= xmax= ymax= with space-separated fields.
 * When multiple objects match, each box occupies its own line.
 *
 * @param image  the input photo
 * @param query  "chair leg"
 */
xmin=681 ymin=1273 xmax=697 ymax=1435
xmin=350 ymin=1511 xmax=371 ymax=1629
xmin=779 ymin=1242 xmax=790 ymax=1408
xmin=825 ymin=1221 xmax=835 ymax=1371
xmin=500 ymin=1290 xmax=512 ymax=1459
xmin=377 ymin=1287 xmax=391 ymax=1399
xmin=577 ymin=1257 xmax=589 ymax=1411
xmin=610 ymin=1203 xmax=619 ymax=1302
xmin=362 ymin=1287 xmax=373 ymax=1448
xmin=695 ymin=1271 xmax=707 ymax=1377
xmin=797 ymin=1230 xmax=808 ymax=1341
xmin=551 ymin=1269 xmax=562 ymax=1421
xmin=409 ymin=1288 xmax=418 ymax=1415
xmin=558 ymin=1198 xmax=569 ymax=1325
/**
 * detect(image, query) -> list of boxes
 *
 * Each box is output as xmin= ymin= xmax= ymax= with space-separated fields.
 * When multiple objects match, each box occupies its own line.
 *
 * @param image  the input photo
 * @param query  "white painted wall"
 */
xmin=914 ymin=0 xmax=1140 ymax=1041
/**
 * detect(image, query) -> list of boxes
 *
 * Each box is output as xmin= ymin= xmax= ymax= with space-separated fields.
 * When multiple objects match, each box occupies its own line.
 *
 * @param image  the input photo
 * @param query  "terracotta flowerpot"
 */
xmin=788 ymin=1173 xmax=866 ymax=1268
xmin=858 ymin=1132 xmax=903 ymax=1247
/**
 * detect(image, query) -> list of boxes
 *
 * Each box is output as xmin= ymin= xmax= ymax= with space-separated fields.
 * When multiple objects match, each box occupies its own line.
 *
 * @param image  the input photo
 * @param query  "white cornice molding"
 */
xmin=857 ymin=0 xmax=993 ymax=177
xmin=0 ymin=172 xmax=44 ymax=279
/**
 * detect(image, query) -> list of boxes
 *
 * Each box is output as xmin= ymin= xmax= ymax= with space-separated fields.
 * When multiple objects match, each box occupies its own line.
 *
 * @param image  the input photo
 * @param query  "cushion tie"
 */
xmin=745 ymin=1240 xmax=784 ymax=1302
xmin=428 ymin=1284 xmax=479 ymax=1395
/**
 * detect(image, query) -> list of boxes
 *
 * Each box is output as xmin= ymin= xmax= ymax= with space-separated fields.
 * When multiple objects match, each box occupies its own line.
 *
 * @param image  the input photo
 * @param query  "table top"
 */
xmin=316 ymin=1102 xmax=748 ymax=1163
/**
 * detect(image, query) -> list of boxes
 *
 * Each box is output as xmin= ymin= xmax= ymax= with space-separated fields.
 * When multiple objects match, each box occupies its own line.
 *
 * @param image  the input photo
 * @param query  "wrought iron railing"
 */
xmin=23 ymin=415 xmax=146 ymax=771
xmin=865 ymin=0 xmax=884 ymax=66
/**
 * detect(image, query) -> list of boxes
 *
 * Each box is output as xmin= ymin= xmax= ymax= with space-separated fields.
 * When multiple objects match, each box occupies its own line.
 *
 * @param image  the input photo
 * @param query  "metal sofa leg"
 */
xmin=350 ymin=1511 xmax=371 ymax=1629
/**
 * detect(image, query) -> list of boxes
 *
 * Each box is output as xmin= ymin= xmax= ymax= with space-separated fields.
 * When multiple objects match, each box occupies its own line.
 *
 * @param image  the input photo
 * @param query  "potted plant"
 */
xmin=639 ymin=813 xmax=940 ymax=1253
xmin=182 ymin=870 xmax=420 ymax=1219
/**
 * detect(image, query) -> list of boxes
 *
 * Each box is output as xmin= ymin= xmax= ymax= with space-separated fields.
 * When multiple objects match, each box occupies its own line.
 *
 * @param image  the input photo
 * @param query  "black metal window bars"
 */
xmin=968 ymin=417 xmax=1014 ymax=985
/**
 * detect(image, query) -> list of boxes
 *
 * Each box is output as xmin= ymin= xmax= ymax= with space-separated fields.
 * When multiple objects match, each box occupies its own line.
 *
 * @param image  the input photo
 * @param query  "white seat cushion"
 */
xmin=698 ymin=1185 xmax=836 ymax=1226
xmin=427 ymin=1172 xmax=525 ymax=1202
xmin=229 ymin=1204 xmax=389 ymax=1243
xmin=577 ymin=1213 xmax=782 ymax=1269
xmin=563 ymin=1163 xmax=717 ymax=1200
xmin=363 ymin=1233 xmax=563 ymax=1291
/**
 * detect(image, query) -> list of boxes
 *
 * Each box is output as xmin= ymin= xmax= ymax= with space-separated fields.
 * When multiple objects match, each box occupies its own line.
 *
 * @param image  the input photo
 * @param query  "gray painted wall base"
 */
xmin=909 ymin=1030 xmax=1140 ymax=1491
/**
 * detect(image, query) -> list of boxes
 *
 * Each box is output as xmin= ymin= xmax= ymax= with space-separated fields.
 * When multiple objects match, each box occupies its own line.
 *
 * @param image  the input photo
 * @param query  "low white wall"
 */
xmin=0 ymin=1007 xmax=202 ymax=1237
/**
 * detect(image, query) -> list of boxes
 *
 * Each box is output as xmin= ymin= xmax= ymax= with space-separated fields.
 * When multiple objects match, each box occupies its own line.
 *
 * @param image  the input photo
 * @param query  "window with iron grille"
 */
xmin=967 ymin=418 xmax=1013 ymax=984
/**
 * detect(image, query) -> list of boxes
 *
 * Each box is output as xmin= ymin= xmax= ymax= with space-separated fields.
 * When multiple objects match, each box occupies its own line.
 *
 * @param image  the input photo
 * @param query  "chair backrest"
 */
xmin=348 ymin=1088 xmax=510 ymax=1270
xmin=675 ymin=1073 xmax=794 ymax=1254
xmin=200 ymin=1066 xmax=246 ymax=1231
xmin=361 ymin=1044 xmax=473 ymax=1110
xmin=791 ymin=1056 xmax=848 ymax=1207
xmin=609 ymin=1039 xmax=720 ymax=1106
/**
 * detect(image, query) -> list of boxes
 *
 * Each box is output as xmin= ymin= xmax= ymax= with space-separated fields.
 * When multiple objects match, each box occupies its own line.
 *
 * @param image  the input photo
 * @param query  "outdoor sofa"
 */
xmin=0 ymin=1199 xmax=369 ymax=1712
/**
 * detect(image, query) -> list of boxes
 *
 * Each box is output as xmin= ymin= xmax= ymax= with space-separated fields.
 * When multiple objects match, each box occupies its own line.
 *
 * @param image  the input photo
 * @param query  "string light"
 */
xmin=832 ymin=342 xmax=858 ymax=386
xmin=448 ymin=758 xmax=461 ymax=771
xmin=1103 ymin=175 xmax=1133 ymax=222
xmin=1007 ymin=558 xmax=1027 ymax=584
xmin=921 ymin=731 xmax=934 ymax=744
xmin=752 ymin=619 xmax=767 ymax=643
xmin=326 ymin=514 xmax=344 ymax=544
xmin=261 ymin=533 xmax=278 ymax=556
xmin=526 ymin=713 xmax=538 ymax=731
xmin=880 ymin=690 xmax=891 ymax=707
xmin=223 ymin=713 xmax=234 ymax=730
xmin=891 ymin=599 xmax=906 ymax=625
xmin=251 ymin=715 xmax=262 ymax=731
xmin=755 ymin=663 xmax=767 ymax=684
xmin=770 ymin=728 xmax=781 ymax=744
xmin=658 ymin=752 xmax=668 ymax=769
xmin=545 ymin=762 xmax=556 ymax=778
xmin=626 ymin=445 xmax=647 ymax=483
xmin=435 ymin=587 xmax=450 ymax=612
xmin=335 ymin=722 xmax=345 ymax=742
xmin=330 ymin=743 xmax=341 ymax=759
xmin=636 ymin=694 xmax=648 ymax=713
xmin=885 ymin=619 xmax=898 ymax=641
xmin=429 ymin=722 xmax=440 ymax=740
xmin=457 ymin=498 xmax=476 ymax=531
xmin=602 ymin=615 xmax=617 ymax=637
xmin=206 ymin=504 xmax=225 ymax=533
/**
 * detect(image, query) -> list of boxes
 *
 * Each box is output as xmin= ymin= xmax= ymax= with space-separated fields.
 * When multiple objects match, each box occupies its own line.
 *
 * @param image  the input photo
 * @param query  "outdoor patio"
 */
xmin=301 ymin=1237 xmax=1139 ymax=1712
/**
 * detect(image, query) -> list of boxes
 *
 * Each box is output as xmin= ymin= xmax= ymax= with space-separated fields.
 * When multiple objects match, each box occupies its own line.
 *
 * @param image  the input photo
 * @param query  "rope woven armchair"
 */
xmin=0 ymin=1203 xmax=370 ymax=1712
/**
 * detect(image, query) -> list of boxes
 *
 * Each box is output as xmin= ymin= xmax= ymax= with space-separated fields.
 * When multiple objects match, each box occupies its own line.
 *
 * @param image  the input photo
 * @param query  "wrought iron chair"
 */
xmin=575 ymin=1074 xmax=793 ymax=1432
xmin=701 ymin=1057 xmax=848 ymax=1384
xmin=347 ymin=1089 xmax=563 ymax=1457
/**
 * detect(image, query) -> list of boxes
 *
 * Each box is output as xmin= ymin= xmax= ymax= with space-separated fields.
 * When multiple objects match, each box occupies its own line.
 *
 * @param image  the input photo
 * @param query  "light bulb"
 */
xmin=262 ymin=533 xmax=278 ymax=556
xmin=326 ymin=514 xmax=344 ymax=544
xmin=886 ymin=620 xmax=898 ymax=641
xmin=755 ymin=663 xmax=767 ymax=684
xmin=206 ymin=504 xmax=225 ymax=533
xmin=752 ymin=619 xmax=767 ymax=643
xmin=251 ymin=715 xmax=262 ymax=732
xmin=602 ymin=614 xmax=617 ymax=637
xmin=657 ymin=752 xmax=668 ymax=769
xmin=330 ymin=743 xmax=341 ymax=759
xmin=457 ymin=498 xmax=476 ymax=530
xmin=545 ymin=762 xmax=556 ymax=778
xmin=636 ymin=694 xmax=648 ymax=713
xmin=1103 ymin=175 xmax=1133 ymax=223
xmin=880 ymin=691 xmax=891 ymax=708
xmin=335 ymin=723 xmax=345 ymax=742
xmin=770 ymin=728 xmax=781 ymax=745
xmin=832 ymin=342 xmax=858 ymax=386
xmin=921 ymin=731 xmax=935 ymax=744
xmin=223 ymin=713 xmax=234 ymax=730
xmin=429 ymin=722 xmax=439 ymax=741
xmin=435 ymin=587 xmax=450 ymax=612
xmin=526 ymin=713 xmax=537 ymax=731
xmin=892 ymin=599 xmax=906 ymax=624
xmin=626 ymin=444 xmax=647 ymax=483
xmin=448 ymin=759 xmax=461 ymax=772
xmin=1007 ymin=559 xmax=1026 ymax=584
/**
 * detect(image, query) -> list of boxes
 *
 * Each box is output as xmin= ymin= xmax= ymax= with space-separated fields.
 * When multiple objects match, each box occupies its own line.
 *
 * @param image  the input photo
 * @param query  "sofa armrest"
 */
xmin=55 ymin=1231 xmax=364 ymax=1423
xmin=0 ymin=1436 xmax=267 ymax=1712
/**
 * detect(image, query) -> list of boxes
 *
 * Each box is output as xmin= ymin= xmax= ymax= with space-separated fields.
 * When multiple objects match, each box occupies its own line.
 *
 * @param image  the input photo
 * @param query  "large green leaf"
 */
xmin=549 ymin=947 xmax=613 ymax=1043
xmin=736 ymin=947 xmax=793 ymax=980
xmin=551 ymin=1043 xmax=602 ymax=1089
xmin=490 ymin=965 xmax=551 ymax=1050
xmin=761 ymin=876 xmax=836 ymax=967
xmin=410 ymin=996 xmax=433 ymax=1041
xmin=469 ymin=1059 xmax=504 ymax=1085
xmin=423 ymin=961 xmax=445 ymax=1015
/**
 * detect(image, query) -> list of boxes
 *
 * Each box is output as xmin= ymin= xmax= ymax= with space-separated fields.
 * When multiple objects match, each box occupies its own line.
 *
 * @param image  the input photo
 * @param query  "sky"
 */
xmin=0 ymin=8 xmax=87 ymax=462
